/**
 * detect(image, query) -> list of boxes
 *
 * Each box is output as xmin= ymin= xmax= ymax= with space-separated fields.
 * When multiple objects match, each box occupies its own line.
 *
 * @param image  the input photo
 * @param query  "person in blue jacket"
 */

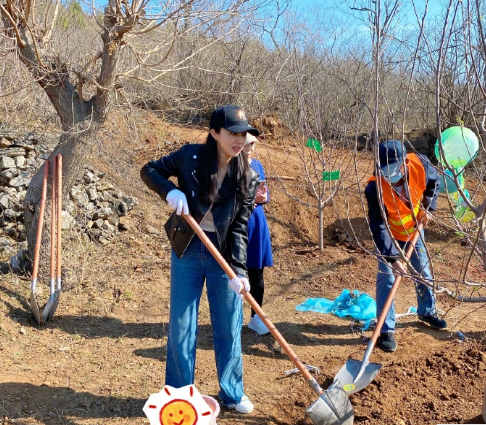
xmin=242 ymin=133 xmax=274 ymax=335
xmin=365 ymin=140 xmax=447 ymax=353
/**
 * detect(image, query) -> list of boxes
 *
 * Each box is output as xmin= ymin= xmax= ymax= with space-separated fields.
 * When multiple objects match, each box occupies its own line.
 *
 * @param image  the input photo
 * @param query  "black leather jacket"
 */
xmin=140 ymin=144 xmax=259 ymax=277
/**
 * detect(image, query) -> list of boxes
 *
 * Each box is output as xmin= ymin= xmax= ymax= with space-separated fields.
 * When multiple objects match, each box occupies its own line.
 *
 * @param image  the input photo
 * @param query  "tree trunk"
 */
xmin=1 ymin=4 xmax=122 ymax=276
xmin=318 ymin=205 xmax=324 ymax=250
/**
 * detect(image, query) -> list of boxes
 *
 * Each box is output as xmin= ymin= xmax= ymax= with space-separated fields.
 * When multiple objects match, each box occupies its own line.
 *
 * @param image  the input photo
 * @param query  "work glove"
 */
xmin=228 ymin=275 xmax=250 ymax=300
xmin=166 ymin=189 xmax=189 ymax=215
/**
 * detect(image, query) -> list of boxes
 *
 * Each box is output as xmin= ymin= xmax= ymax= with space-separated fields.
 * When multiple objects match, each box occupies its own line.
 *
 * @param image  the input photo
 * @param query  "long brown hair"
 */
xmin=200 ymin=130 xmax=250 ymax=204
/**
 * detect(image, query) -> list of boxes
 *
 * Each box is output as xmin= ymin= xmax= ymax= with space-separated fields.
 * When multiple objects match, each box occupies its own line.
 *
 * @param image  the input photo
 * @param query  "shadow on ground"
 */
xmin=0 ymin=382 xmax=295 ymax=425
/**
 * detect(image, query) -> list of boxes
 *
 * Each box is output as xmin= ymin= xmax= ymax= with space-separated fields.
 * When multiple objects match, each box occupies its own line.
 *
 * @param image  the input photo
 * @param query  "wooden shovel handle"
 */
xmin=32 ymin=162 xmax=49 ymax=281
xmin=50 ymin=156 xmax=56 ymax=280
xmin=370 ymin=222 xmax=424 ymax=345
xmin=183 ymin=213 xmax=320 ymax=389
xmin=56 ymin=154 xmax=62 ymax=278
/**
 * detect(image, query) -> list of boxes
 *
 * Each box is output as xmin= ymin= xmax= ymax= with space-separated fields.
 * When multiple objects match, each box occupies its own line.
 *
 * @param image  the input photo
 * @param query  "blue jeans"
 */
xmin=376 ymin=232 xmax=436 ymax=333
xmin=165 ymin=232 xmax=245 ymax=405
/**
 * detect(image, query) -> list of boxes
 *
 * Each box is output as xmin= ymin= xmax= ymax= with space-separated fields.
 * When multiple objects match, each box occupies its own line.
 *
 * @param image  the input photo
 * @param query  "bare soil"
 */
xmin=1 ymin=112 xmax=486 ymax=425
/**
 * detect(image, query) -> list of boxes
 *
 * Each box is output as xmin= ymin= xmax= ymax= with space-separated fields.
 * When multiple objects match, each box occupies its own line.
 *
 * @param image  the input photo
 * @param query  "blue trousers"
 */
xmin=166 ymin=232 xmax=245 ymax=405
xmin=376 ymin=232 xmax=437 ymax=333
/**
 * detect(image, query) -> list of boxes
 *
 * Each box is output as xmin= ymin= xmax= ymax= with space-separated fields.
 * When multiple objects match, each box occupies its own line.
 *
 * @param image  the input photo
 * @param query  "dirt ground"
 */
xmin=1 ymin=113 xmax=486 ymax=425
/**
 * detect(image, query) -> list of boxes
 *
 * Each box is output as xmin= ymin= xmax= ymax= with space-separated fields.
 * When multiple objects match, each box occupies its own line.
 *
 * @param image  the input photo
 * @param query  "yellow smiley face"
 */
xmin=160 ymin=399 xmax=198 ymax=425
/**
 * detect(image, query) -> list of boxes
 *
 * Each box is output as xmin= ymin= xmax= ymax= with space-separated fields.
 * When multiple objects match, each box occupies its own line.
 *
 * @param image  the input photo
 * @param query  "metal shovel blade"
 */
xmin=333 ymin=359 xmax=382 ymax=395
xmin=42 ymin=278 xmax=56 ymax=322
xmin=306 ymin=384 xmax=354 ymax=425
xmin=42 ymin=290 xmax=60 ymax=323
xmin=29 ymin=291 xmax=41 ymax=325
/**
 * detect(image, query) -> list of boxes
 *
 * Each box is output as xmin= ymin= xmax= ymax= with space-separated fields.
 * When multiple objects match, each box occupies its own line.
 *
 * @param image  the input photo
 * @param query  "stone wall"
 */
xmin=0 ymin=126 xmax=138 ymax=266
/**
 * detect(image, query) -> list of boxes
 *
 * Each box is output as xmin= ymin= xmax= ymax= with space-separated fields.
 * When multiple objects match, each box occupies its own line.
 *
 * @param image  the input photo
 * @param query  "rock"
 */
xmin=0 ymin=156 xmax=16 ymax=169
xmin=106 ymin=213 xmax=119 ymax=227
xmin=4 ymin=223 xmax=17 ymax=238
xmin=0 ymin=147 xmax=26 ymax=157
xmin=61 ymin=211 xmax=75 ymax=229
xmin=3 ymin=209 xmax=22 ymax=220
xmin=0 ymin=137 xmax=12 ymax=148
xmin=111 ymin=188 xmax=123 ymax=199
xmin=0 ymin=168 xmax=19 ymax=181
xmin=10 ymin=171 xmax=32 ymax=187
xmin=114 ymin=200 xmax=128 ymax=216
xmin=83 ymin=171 xmax=99 ymax=184
xmin=0 ymin=193 xmax=10 ymax=209
xmin=15 ymin=156 xmax=26 ymax=168
xmin=146 ymin=225 xmax=159 ymax=235
xmin=93 ymin=207 xmax=113 ymax=220
xmin=12 ymin=140 xmax=35 ymax=151
xmin=96 ymin=182 xmax=114 ymax=191
xmin=9 ymin=248 xmax=31 ymax=273
xmin=0 ymin=237 xmax=12 ymax=247
xmin=86 ymin=187 xmax=98 ymax=201
xmin=70 ymin=188 xmax=89 ymax=206
xmin=118 ymin=216 xmax=131 ymax=230
xmin=99 ymin=190 xmax=115 ymax=202
xmin=92 ymin=219 xmax=104 ymax=229
xmin=102 ymin=221 xmax=116 ymax=233
xmin=122 ymin=196 xmax=137 ymax=209
xmin=64 ymin=199 xmax=76 ymax=215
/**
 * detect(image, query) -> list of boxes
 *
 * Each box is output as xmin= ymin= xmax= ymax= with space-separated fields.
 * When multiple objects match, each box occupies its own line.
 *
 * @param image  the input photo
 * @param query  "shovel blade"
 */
xmin=42 ymin=291 xmax=60 ymax=323
xmin=306 ymin=385 xmax=354 ymax=425
xmin=29 ymin=292 xmax=41 ymax=325
xmin=334 ymin=359 xmax=382 ymax=395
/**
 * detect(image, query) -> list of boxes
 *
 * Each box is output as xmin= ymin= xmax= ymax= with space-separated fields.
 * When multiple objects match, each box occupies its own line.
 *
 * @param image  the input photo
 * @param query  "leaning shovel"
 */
xmin=333 ymin=222 xmax=424 ymax=395
xmin=183 ymin=213 xmax=354 ymax=425
xmin=42 ymin=154 xmax=62 ymax=323
xmin=30 ymin=161 xmax=49 ymax=325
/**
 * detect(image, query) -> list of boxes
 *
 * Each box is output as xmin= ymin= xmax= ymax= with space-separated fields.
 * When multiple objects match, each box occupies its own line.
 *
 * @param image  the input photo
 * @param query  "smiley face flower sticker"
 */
xmin=143 ymin=385 xmax=215 ymax=425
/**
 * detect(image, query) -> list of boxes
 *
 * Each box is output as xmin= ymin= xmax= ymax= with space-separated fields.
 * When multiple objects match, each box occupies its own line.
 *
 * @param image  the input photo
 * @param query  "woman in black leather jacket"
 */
xmin=140 ymin=105 xmax=259 ymax=414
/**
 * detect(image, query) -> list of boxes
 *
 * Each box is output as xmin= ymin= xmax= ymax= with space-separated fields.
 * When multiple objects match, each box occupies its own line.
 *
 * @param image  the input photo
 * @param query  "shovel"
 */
xmin=42 ymin=154 xmax=62 ymax=323
xmin=30 ymin=161 xmax=49 ymax=325
xmin=183 ymin=213 xmax=354 ymax=425
xmin=333 ymin=222 xmax=424 ymax=395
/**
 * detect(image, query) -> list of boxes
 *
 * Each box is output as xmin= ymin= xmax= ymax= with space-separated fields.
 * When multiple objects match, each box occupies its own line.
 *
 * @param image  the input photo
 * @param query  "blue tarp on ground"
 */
xmin=296 ymin=289 xmax=376 ymax=329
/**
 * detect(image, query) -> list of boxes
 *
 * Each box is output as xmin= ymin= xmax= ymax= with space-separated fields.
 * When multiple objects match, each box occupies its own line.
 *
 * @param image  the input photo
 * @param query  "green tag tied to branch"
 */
xmin=322 ymin=171 xmax=340 ymax=181
xmin=305 ymin=137 xmax=322 ymax=152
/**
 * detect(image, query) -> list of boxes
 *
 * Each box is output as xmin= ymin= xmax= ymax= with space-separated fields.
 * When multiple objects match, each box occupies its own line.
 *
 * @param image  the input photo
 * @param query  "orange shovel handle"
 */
xmin=56 ymin=154 xmax=62 ymax=278
xmin=32 ymin=162 xmax=49 ymax=281
xmin=50 ymin=156 xmax=56 ymax=280
xmin=183 ymin=213 xmax=321 ymax=390
xmin=369 ymin=222 xmax=424 ymax=345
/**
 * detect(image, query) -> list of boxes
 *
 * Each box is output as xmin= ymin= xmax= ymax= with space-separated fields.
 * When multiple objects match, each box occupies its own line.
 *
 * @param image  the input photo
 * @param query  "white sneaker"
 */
xmin=248 ymin=315 xmax=270 ymax=335
xmin=226 ymin=395 xmax=254 ymax=414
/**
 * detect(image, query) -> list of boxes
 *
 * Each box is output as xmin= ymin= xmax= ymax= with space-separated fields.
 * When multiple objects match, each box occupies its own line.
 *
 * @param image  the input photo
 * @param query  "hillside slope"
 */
xmin=0 ymin=111 xmax=485 ymax=425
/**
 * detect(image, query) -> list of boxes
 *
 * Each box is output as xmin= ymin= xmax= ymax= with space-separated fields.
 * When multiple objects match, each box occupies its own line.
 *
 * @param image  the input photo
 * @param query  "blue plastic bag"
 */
xmin=296 ymin=289 xmax=376 ymax=327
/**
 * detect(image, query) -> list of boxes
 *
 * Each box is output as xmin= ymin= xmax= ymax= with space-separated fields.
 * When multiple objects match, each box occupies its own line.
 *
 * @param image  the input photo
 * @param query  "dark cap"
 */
xmin=379 ymin=140 xmax=406 ymax=178
xmin=209 ymin=105 xmax=259 ymax=136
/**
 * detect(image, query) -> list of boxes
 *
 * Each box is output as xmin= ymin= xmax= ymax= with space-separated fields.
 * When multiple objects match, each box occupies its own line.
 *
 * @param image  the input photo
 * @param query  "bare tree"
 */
xmin=0 ymin=0 xmax=260 ymax=268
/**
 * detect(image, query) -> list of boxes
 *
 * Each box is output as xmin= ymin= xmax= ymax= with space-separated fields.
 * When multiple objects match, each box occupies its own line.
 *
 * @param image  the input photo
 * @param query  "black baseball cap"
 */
xmin=379 ymin=140 xmax=406 ymax=178
xmin=209 ymin=105 xmax=259 ymax=136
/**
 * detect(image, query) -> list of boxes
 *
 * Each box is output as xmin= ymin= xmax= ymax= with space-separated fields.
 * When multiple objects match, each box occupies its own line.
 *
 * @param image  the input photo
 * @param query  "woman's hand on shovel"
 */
xmin=228 ymin=276 xmax=250 ymax=300
xmin=166 ymin=189 xmax=189 ymax=215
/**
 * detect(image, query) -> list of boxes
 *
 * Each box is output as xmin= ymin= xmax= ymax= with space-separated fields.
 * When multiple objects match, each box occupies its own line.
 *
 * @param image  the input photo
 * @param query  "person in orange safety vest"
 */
xmin=365 ymin=140 xmax=447 ymax=353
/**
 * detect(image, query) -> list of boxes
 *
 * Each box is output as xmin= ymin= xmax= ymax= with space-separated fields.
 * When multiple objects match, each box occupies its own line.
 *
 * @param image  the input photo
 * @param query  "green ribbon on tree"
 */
xmin=322 ymin=171 xmax=340 ymax=181
xmin=305 ymin=137 xmax=322 ymax=152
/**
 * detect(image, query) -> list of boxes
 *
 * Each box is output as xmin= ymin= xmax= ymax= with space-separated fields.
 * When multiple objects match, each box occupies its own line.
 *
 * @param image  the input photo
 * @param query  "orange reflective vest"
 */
xmin=368 ymin=153 xmax=426 ymax=242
